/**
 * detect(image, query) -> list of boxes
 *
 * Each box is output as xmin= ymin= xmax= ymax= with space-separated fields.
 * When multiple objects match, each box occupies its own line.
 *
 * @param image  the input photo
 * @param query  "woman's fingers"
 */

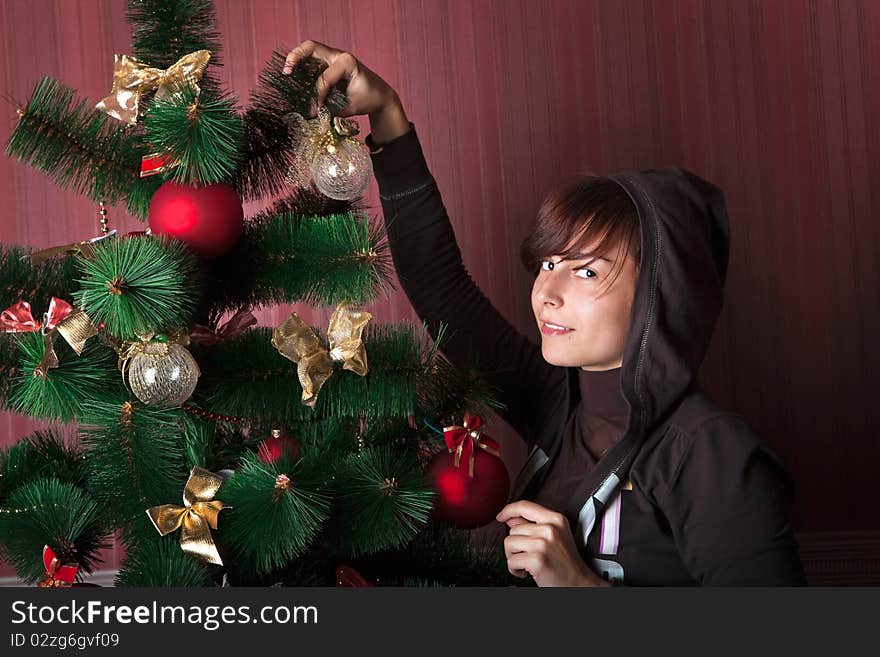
xmin=504 ymin=535 xmax=544 ymax=560
xmin=314 ymin=52 xmax=357 ymax=109
xmin=283 ymin=39 xmax=336 ymax=73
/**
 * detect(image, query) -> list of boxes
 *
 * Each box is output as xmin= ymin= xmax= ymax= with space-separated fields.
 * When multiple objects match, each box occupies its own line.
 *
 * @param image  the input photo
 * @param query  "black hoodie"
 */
xmin=368 ymin=126 xmax=805 ymax=586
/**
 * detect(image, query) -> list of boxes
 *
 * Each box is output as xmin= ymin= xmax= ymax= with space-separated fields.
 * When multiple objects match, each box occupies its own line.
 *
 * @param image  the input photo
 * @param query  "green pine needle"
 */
xmin=144 ymin=85 xmax=243 ymax=185
xmin=220 ymin=452 xmax=332 ymax=576
xmin=0 ymin=429 xmax=84 ymax=504
xmin=79 ymin=399 xmax=188 ymax=528
xmin=203 ymin=209 xmax=391 ymax=313
xmin=127 ymin=0 xmax=222 ymax=70
xmin=115 ymin=537 xmax=213 ymax=587
xmin=192 ymin=323 xmax=423 ymax=424
xmin=5 ymin=77 xmax=142 ymax=203
xmin=334 ymin=446 xmax=434 ymax=558
xmin=76 ymin=235 xmax=200 ymax=340
xmin=6 ymin=332 xmax=121 ymax=422
xmin=0 ymin=478 xmax=109 ymax=584
xmin=0 ymin=245 xmax=80 ymax=311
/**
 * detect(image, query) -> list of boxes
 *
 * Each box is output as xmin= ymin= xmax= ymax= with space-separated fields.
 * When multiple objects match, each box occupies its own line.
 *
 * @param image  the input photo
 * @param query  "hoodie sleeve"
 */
xmin=368 ymin=125 xmax=566 ymax=446
xmin=659 ymin=416 xmax=806 ymax=585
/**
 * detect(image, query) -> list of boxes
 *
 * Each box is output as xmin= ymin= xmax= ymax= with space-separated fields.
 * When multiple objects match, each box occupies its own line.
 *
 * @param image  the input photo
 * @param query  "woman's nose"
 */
xmin=535 ymin=273 xmax=563 ymax=307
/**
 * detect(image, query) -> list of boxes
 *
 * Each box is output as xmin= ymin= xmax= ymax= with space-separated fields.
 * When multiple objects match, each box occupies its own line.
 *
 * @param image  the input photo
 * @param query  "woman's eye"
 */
xmin=575 ymin=267 xmax=597 ymax=279
xmin=539 ymin=260 xmax=554 ymax=271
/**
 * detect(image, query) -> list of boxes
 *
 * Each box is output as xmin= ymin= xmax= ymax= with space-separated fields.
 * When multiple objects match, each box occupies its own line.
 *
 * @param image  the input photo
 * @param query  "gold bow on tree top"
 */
xmin=146 ymin=467 xmax=229 ymax=566
xmin=96 ymin=50 xmax=211 ymax=125
xmin=272 ymin=302 xmax=372 ymax=408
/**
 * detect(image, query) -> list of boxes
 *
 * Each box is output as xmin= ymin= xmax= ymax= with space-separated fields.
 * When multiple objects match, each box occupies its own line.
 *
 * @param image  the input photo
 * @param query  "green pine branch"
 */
xmin=191 ymin=323 xmax=424 ymax=424
xmin=0 ymin=478 xmax=109 ymax=584
xmin=0 ymin=245 xmax=80 ymax=312
xmin=115 ymin=537 xmax=213 ymax=587
xmin=219 ymin=451 xmax=332 ymax=577
xmin=0 ymin=429 xmax=84 ymax=505
xmin=144 ymin=85 xmax=243 ymax=185
xmin=5 ymin=77 xmax=143 ymax=203
xmin=332 ymin=446 xmax=434 ymax=558
xmin=79 ymin=399 xmax=188 ymax=530
xmin=4 ymin=332 xmax=121 ymax=422
xmin=76 ymin=235 xmax=200 ymax=340
xmin=202 ymin=208 xmax=392 ymax=315
xmin=127 ymin=0 xmax=222 ymax=70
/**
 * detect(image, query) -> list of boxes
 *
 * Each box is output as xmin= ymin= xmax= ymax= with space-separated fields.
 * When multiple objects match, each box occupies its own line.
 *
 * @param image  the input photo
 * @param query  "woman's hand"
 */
xmin=282 ymin=39 xmax=410 ymax=144
xmin=497 ymin=500 xmax=611 ymax=587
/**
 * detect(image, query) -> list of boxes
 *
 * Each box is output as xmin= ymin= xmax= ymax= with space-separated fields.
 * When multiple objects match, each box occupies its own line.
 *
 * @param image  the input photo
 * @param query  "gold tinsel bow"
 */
xmin=146 ymin=467 xmax=229 ymax=566
xmin=272 ymin=302 xmax=372 ymax=408
xmin=95 ymin=50 xmax=211 ymax=125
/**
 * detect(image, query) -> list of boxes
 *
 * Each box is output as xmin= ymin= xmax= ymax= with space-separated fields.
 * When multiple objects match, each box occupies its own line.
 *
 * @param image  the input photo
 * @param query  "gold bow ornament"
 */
xmin=272 ymin=302 xmax=371 ymax=408
xmin=96 ymin=50 xmax=212 ymax=125
xmin=146 ymin=467 xmax=230 ymax=566
xmin=1 ymin=297 xmax=99 ymax=377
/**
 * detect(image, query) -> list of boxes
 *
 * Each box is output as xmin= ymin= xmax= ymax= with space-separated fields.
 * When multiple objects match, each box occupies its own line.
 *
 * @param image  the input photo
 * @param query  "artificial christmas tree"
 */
xmin=0 ymin=0 xmax=513 ymax=587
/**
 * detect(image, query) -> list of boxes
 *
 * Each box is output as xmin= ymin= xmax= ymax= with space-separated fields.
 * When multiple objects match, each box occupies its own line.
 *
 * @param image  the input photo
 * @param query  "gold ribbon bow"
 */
xmin=96 ymin=50 xmax=211 ymax=125
xmin=272 ymin=302 xmax=371 ymax=408
xmin=146 ymin=467 xmax=229 ymax=566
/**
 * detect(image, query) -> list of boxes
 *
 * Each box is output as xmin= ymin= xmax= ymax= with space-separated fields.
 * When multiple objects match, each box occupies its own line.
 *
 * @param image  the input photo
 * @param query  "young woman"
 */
xmin=283 ymin=41 xmax=806 ymax=587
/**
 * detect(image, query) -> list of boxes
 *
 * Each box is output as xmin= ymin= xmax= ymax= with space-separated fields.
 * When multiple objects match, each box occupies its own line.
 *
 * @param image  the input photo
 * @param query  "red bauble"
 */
xmin=148 ymin=181 xmax=243 ymax=258
xmin=257 ymin=429 xmax=302 ymax=465
xmin=428 ymin=449 xmax=510 ymax=529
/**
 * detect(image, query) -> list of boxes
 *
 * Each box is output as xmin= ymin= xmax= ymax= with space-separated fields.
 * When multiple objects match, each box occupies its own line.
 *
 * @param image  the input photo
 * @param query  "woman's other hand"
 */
xmin=497 ymin=500 xmax=611 ymax=587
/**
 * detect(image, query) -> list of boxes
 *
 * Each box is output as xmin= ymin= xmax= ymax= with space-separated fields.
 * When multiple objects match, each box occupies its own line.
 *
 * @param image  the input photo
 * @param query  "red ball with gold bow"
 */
xmin=428 ymin=412 xmax=510 ymax=529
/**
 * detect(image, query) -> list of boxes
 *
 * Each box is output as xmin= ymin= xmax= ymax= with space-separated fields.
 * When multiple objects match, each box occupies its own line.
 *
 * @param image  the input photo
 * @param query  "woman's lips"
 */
xmin=540 ymin=322 xmax=573 ymax=336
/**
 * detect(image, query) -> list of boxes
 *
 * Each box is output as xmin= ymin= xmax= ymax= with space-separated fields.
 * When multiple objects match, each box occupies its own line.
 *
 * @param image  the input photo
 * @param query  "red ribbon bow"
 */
xmin=1 ymin=298 xmax=74 ymax=334
xmin=37 ymin=545 xmax=78 ymax=588
xmin=443 ymin=412 xmax=501 ymax=478
xmin=190 ymin=308 xmax=257 ymax=346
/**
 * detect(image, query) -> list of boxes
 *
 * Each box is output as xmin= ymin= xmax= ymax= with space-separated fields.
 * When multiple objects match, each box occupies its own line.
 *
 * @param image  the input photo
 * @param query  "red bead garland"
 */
xmin=181 ymin=402 xmax=246 ymax=424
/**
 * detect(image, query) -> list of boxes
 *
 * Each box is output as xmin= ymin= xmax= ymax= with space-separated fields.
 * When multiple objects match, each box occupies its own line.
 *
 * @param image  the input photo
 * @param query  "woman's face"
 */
xmin=530 ymin=237 xmax=638 ymax=371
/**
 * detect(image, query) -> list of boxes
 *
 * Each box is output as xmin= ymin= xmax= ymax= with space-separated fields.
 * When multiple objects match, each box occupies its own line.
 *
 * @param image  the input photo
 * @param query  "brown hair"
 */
xmin=520 ymin=176 xmax=641 ymax=287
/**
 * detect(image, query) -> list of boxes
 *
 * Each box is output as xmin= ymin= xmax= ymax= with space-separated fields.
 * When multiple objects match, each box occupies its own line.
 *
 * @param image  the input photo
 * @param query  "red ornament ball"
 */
xmin=428 ymin=448 xmax=510 ymax=529
xmin=257 ymin=429 xmax=302 ymax=465
xmin=148 ymin=181 xmax=243 ymax=258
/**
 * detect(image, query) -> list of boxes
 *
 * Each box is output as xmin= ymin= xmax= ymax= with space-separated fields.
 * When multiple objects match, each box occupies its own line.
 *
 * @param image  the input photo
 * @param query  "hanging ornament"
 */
xmin=272 ymin=302 xmax=371 ymax=408
xmin=146 ymin=467 xmax=230 ymax=566
xmin=428 ymin=412 xmax=510 ymax=529
xmin=335 ymin=565 xmax=374 ymax=587
xmin=148 ymin=181 xmax=244 ymax=258
xmin=257 ymin=428 xmax=302 ymax=465
xmin=284 ymin=107 xmax=372 ymax=201
xmin=95 ymin=50 xmax=211 ymax=125
xmin=37 ymin=545 xmax=78 ymax=588
xmin=120 ymin=331 xmax=200 ymax=406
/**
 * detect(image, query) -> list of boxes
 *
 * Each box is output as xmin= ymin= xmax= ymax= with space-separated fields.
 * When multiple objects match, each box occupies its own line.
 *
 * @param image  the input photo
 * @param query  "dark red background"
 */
xmin=2 ymin=0 xmax=878 ymax=576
